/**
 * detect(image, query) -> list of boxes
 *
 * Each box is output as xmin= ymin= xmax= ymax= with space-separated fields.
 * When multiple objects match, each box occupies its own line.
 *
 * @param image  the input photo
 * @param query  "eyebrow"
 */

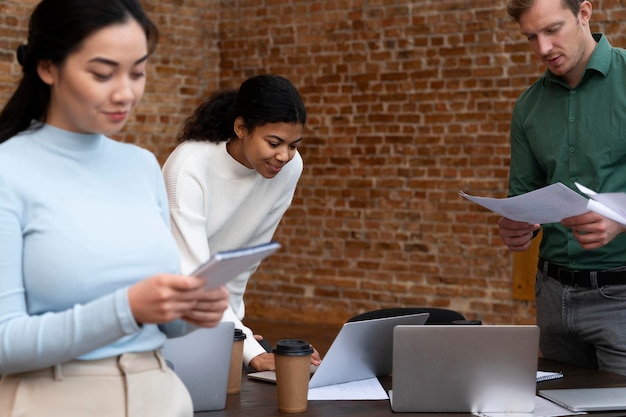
xmin=88 ymin=54 xmax=150 ymax=67
xmin=266 ymin=134 xmax=303 ymax=144
xmin=521 ymin=21 xmax=564 ymax=37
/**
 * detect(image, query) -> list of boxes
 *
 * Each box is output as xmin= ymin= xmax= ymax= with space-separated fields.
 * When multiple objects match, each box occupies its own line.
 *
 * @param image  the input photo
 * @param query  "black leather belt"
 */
xmin=538 ymin=258 xmax=626 ymax=287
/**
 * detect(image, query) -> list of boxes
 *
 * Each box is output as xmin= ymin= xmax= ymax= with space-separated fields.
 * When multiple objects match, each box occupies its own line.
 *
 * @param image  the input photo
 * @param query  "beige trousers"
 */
xmin=0 ymin=350 xmax=192 ymax=417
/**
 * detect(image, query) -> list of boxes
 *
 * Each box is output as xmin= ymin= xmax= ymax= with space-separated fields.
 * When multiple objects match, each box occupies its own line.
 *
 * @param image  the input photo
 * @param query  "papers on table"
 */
xmin=308 ymin=377 xmax=388 ymax=400
xmin=460 ymin=182 xmax=626 ymax=225
xmin=306 ymin=372 xmax=564 ymax=401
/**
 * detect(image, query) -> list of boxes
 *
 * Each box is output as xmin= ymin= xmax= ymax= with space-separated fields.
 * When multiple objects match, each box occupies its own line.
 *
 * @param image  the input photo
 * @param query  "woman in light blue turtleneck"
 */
xmin=0 ymin=1 xmax=229 ymax=416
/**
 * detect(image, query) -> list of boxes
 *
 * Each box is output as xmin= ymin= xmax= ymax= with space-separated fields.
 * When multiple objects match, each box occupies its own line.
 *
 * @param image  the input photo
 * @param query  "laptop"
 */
xmin=539 ymin=387 xmax=626 ymax=411
xmin=247 ymin=313 xmax=429 ymax=387
xmin=161 ymin=322 xmax=234 ymax=412
xmin=307 ymin=313 xmax=429 ymax=388
xmin=390 ymin=325 xmax=539 ymax=413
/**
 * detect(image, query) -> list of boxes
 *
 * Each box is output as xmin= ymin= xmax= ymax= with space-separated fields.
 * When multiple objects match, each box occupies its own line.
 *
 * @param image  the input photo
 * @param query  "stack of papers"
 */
xmin=308 ymin=377 xmax=388 ymax=400
xmin=459 ymin=182 xmax=626 ymax=226
xmin=307 ymin=371 xmax=565 ymax=401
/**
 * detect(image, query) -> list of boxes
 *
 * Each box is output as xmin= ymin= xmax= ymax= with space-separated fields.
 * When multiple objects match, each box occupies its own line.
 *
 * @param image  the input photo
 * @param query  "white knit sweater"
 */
xmin=163 ymin=140 xmax=302 ymax=364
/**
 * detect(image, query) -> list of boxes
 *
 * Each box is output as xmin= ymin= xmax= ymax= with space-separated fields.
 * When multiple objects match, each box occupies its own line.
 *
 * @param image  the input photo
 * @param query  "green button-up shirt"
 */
xmin=509 ymin=34 xmax=626 ymax=270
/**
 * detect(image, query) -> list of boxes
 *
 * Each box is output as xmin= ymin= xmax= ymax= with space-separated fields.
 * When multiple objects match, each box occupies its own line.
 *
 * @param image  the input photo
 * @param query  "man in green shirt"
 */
xmin=500 ymin=0 xmax=626 ymax=375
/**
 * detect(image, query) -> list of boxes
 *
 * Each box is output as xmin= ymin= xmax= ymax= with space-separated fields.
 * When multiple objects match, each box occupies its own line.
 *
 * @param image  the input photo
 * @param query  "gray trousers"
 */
xmin=536 ymin=267 xmax=626 ymax=376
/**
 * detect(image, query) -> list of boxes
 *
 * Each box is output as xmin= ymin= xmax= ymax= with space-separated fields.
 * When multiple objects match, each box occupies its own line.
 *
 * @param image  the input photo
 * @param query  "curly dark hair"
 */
xmin=178 ymin=74 xmax=306 ymax=143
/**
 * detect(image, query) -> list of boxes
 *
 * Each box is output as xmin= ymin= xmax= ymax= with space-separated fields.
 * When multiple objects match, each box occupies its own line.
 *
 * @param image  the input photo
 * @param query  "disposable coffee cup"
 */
xmin=272 ymin=339 xmax=314 ymax=413
xmin=227 ymin=328 xmax=247 ymax=394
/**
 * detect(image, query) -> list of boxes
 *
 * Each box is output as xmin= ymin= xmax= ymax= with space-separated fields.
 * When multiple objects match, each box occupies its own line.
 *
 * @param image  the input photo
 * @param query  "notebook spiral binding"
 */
xmin=536 ymin=371 xmax=564 ymax=382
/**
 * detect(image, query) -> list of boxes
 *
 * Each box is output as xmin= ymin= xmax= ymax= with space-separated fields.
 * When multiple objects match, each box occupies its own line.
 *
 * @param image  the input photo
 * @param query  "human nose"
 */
xmin=275 ymin=145 xmax=291 ymax=162
xmin=536 ymin=34 xmax=552 ymax=56
xmin=111 ymin=77 xmax=137 ymax=104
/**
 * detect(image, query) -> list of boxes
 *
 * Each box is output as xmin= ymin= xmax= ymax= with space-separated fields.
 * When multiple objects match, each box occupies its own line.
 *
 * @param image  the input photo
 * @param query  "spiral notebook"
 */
xmin=536 ymin=370 xmax=563 ymax=382
xmin=190 ymin=241 xmax=281 ymax=289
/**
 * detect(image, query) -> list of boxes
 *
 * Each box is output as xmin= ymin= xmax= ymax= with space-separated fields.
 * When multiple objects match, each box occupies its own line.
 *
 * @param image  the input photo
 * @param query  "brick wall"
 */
xmin=1 ymin=0 xmax=625 ymax=327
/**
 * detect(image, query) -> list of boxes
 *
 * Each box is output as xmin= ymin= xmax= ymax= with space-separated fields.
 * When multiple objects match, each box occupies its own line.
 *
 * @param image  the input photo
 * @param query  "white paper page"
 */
xmin=460 ymin=183 xmax=589 ymax=224
xmin=473 ymin=396 xmax=586 ymax=417
xmin=575 ymin=182 xmax=626 ymax=226
xmin=308 ymin=377 xmax=388 ymax=400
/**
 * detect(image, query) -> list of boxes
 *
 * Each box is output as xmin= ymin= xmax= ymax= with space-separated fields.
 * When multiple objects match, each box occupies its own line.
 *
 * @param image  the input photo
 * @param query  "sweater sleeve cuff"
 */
xmin=221 ymin=305 xmax=268 ymax=366
xmin=242 ymin=328 xmax=270 ymax=366
xmin=116 ymin=287 xmax=142 ymax=334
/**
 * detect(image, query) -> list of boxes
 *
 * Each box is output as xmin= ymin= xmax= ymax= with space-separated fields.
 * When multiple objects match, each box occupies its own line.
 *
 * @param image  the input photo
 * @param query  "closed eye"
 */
xmin=92 ymin=72 xmax=113 ymax=81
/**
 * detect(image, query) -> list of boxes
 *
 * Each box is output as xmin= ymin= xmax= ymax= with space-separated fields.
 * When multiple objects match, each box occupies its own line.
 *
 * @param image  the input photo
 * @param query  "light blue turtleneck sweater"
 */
xmin=0 ymin=124 xmax=185 ymax=375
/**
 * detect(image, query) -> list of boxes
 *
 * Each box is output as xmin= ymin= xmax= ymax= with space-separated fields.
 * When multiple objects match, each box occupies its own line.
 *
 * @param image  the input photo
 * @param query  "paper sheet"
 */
xmin=459 ymin=183 xmax=589 ymax=224
xmin=575 ymin=182 xmax=626 ymax=226
xmin=474 ymin=396 xmax=586 ymax=417
xmin=308 ymin=377 xmax=389 ymax=400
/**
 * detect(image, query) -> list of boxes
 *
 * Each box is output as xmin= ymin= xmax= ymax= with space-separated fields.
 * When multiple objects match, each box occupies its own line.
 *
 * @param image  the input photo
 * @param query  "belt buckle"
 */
xmin=557 ymin=268 xmax=576 ymax=285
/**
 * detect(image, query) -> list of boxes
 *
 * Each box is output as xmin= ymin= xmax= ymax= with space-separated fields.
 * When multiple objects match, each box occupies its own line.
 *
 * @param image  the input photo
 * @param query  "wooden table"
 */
xmin=195 ymin=358 xmax=626 ymax=417
xmin=195 ymin=319 xmax=626 ymax=417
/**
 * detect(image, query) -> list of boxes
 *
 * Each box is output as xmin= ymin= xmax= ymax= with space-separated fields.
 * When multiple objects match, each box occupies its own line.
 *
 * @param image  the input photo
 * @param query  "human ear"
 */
xmin=579 ymin=1 xmax=592 ymax=26
xmin=36 ymin=59 xmax=57 ymax=86
xmin=233 ymin=116 xmax=247 ymax=139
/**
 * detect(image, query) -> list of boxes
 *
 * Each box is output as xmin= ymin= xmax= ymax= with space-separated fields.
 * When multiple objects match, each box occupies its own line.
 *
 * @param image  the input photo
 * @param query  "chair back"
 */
xmin=347 ymin=307 xmax=465 ymax=325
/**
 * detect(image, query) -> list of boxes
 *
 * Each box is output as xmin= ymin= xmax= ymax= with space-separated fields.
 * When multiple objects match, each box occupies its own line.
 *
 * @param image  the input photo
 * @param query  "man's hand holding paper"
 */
xmin=462 ymin=182 xmax=626 ymax=252
xmin=497 ymin=217 xmax=540 ymax=252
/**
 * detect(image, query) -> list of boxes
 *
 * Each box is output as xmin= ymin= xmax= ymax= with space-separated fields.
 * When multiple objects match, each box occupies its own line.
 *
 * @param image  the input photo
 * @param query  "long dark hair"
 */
xmin=177 ymin=74 xmax=307 ymax=143
xmin=0 ymin=0 xmax=159 ymax=144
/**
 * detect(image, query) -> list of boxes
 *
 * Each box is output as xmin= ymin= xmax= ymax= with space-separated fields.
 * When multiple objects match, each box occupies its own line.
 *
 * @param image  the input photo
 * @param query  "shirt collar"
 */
xmin=585 ymin=33 xmax=611 ymax=76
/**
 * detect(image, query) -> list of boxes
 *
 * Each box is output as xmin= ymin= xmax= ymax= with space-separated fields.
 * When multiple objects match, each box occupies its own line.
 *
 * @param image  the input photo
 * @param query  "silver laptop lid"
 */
xmin=308 ymin=313 xmax=429 ymax=388
xmin=162 ymin=322 xmax=234 ymax=412
xmin=391 ymin=325 xmax=539 ymax=413
xmin=539 ymin=387 xmax=626 ymax=412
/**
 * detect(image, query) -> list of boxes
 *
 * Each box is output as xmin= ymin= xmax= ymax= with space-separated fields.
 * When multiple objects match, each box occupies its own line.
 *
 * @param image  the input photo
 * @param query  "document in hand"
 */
xmin=575 ymin=182 xmax=626 ymax=226
xmin=459 ymin=183 xmax=589 ymax=224
xmin=190 ymin=241 xmax=281 ymax=290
